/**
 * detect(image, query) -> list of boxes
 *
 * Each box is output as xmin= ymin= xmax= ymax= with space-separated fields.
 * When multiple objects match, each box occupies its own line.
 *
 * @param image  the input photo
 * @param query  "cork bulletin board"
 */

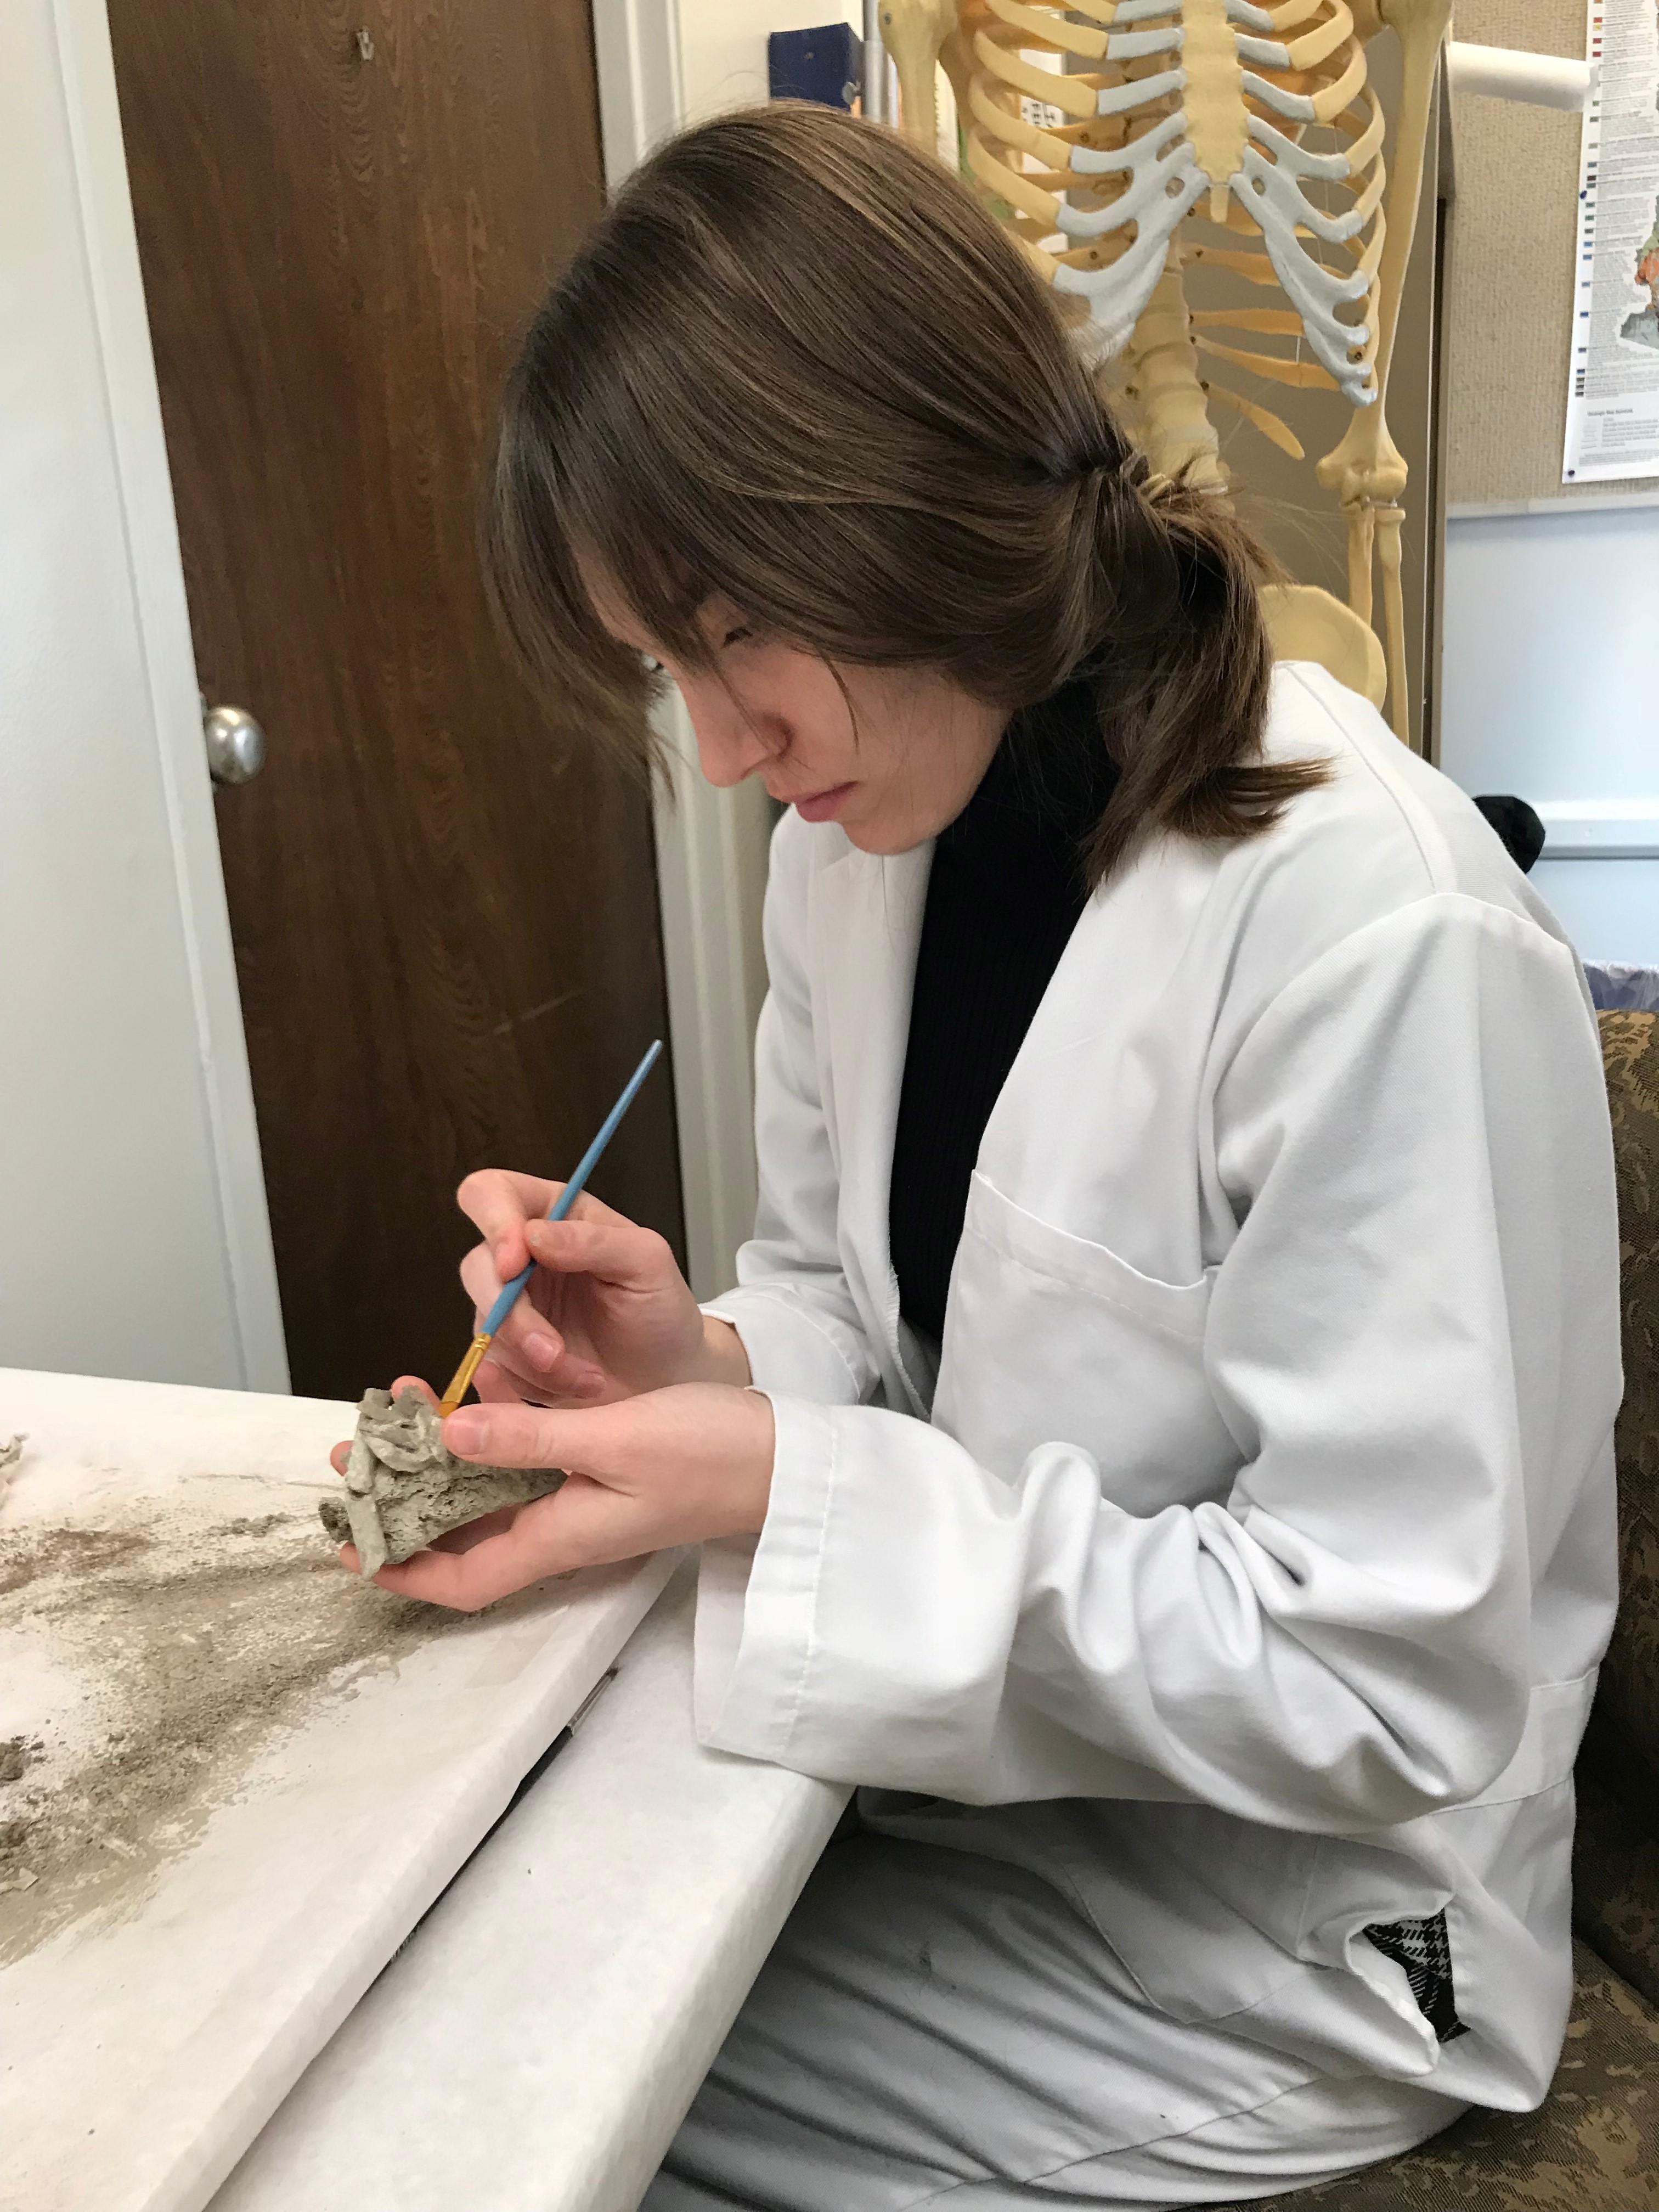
xmin=1444 ymin=0 xmax=1655 ymax=505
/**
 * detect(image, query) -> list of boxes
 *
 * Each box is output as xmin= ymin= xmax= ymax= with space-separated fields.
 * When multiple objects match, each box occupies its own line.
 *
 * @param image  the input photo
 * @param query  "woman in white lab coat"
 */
xmin=343 ymin=106 xmax=1622 ymax=2206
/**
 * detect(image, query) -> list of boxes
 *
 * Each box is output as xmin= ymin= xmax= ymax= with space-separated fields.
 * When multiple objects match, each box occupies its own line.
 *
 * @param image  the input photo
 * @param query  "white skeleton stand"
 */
xmin=879 ymin=0 xmax=1452 ymax=739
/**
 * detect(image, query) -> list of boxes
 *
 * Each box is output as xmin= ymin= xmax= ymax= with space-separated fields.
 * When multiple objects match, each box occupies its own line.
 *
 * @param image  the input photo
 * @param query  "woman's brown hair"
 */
xmin=486 ymin=102 xmax=1322 ymax=886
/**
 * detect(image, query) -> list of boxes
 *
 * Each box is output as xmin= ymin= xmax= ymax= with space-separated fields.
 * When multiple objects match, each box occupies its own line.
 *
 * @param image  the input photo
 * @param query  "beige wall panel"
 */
xmin=1444 ymin=0 xmax=1652 ymax=504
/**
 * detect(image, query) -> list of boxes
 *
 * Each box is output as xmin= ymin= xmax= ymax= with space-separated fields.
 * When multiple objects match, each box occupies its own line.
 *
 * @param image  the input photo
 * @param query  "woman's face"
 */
xmin=590 ymin=580 xmax=1008 ymax=854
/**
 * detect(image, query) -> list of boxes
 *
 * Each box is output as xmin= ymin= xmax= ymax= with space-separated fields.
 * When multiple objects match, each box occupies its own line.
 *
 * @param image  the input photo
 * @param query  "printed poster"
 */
xmin=1564 ymin=0 xmax=1659 ymax=481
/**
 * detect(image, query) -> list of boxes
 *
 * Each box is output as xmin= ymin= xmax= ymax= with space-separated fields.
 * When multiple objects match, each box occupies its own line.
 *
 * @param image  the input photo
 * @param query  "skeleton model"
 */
xmin=878 ymin=0 xmax=1454 ymax=740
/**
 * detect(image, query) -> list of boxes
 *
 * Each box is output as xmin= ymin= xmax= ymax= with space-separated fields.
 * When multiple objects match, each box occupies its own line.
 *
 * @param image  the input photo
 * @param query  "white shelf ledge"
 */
xmin=1536 ymin=802 xmax=1659 ymax=860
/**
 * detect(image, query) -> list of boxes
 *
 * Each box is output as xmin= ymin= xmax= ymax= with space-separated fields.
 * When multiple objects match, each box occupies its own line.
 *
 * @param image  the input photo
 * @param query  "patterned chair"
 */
xmin=1219 ymin=1009 xmax=1659 ymax=2208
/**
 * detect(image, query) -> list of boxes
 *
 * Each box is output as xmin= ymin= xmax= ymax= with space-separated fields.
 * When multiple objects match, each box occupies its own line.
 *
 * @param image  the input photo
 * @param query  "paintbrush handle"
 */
xmin=479 ymin=1038 xmax=664 ymax=1338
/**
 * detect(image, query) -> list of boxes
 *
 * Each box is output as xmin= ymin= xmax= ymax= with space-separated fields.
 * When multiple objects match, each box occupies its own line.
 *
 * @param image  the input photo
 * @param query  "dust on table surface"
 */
xmin=0 ymin=1491 xmax=460 ymax=1966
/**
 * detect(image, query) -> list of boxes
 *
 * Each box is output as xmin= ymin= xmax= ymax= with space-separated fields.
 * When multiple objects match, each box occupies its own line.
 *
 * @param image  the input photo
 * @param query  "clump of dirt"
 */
xmin=0 ymin=1503 xmax=460 ymax=1965
xmin=0 ymin=1736 xmax=36 ymax=1785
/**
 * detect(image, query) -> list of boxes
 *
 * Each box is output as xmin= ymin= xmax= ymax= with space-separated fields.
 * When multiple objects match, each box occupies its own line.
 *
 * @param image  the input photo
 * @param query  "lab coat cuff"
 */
xmin=693 ymin=1392 xmax=836 ymax=1761
xmin=700 ymin=1290 xmax=870 ymax=1406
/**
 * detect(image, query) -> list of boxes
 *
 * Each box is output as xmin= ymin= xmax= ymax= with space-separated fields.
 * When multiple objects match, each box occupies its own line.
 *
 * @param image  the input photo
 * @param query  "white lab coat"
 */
xmin=696 ymin=662 xmax=1622 ymax=2112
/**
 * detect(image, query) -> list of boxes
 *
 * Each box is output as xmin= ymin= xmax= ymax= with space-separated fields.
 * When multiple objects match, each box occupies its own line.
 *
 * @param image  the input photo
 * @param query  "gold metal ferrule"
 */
xmin=437 ymin=1332 xmax=492 ymax=1419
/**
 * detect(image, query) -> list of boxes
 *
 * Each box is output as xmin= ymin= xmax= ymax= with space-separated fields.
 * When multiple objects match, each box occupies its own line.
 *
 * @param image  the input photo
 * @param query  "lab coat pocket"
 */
xmin=991 ymin=1800 xmax=1322 ymax=2028
xmin=933 ymin=1172 xmax=1239 ymax=1507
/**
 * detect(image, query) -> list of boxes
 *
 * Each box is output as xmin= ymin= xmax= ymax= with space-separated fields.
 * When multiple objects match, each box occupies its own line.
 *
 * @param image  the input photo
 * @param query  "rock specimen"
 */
xmin=0 ymin=1436 xmax=24 ymax=1491
xmin=319 ymin=1387 xmax=563 ymax=1579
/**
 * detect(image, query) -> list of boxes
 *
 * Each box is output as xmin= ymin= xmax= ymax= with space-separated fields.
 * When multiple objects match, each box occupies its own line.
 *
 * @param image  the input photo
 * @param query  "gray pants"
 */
xmin=644 ymin=1833 xmax=1462 ymax=2211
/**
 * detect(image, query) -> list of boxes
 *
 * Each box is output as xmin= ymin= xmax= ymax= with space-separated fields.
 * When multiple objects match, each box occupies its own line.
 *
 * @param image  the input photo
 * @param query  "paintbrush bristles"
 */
xmin=437 ymin=1332 xmax=492 ymax=1419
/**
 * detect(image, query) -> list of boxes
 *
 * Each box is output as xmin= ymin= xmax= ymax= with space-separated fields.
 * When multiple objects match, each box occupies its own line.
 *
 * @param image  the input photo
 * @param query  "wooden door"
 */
xmin=105 ymin=1 xmax=684 ymax=1400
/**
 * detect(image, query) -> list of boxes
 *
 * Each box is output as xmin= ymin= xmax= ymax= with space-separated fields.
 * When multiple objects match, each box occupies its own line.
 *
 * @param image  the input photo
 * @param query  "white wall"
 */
xmin=1 ymin=0 xmax=286 ymax=1386
xmin=678 ymin=0 xmax=861 ymax=122
xmin=1439 ymin=499 xmax=1659 ymax=966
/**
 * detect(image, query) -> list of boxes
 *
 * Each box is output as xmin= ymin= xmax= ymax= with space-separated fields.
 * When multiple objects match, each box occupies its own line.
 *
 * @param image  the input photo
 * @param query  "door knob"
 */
xmin=203 ymin=702 xmax=267 ymax=785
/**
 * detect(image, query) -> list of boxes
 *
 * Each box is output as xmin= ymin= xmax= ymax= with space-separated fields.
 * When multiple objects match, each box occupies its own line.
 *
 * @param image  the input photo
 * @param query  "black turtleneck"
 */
xmin=888 ymin=674 xmax=1120 ymax=1346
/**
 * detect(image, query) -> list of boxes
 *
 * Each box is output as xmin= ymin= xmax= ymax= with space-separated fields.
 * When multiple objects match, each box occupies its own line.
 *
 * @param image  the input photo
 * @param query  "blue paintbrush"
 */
xmin=436 ymin=1039 xmax=663 ymax=1416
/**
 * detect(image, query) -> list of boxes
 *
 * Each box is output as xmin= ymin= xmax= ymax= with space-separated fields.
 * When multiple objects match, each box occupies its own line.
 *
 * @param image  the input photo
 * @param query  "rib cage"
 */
xmin=876 ymin=0 xmax=1453 ymax=739
xmin=962 ymin=0 xmax=1385 ymax=403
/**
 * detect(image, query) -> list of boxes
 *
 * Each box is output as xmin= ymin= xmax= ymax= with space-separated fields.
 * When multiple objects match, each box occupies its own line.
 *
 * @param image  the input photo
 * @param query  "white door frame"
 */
xmin=592 ymin=0 xmax=769 ymax=1299
xmin=48 ymin=0 xmax=290 ymax=1389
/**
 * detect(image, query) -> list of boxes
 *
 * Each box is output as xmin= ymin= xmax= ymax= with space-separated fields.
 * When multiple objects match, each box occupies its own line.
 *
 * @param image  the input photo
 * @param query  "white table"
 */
xmin=208 ymin=1558 xmax=848 ymax=2212
xmin=1 ymin=1368 xmax=847 ymax=2212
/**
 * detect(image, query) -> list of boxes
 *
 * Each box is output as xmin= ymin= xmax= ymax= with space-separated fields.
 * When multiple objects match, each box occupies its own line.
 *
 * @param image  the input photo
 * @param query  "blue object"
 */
xmin=768 ymin=23 xmax=862 ymax=109
xmin=481 ymin=1039 xmax=664 ymax=1336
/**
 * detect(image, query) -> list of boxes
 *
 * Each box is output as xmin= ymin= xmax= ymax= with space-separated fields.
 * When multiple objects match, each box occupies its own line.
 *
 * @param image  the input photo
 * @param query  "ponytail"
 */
xmin=1060 ymin=448 xmax=1319 ymax=888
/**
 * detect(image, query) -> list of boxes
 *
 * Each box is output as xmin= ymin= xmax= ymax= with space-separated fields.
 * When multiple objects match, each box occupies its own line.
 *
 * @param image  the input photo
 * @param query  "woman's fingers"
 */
xmin=428 ymin=1502 xmax=521 ymax=1552
xmin=467 ymin=1212 xmax=677 ymax=1380
xmin=367 ymin=1478 xmax=649 ymax=1609
xmin=456 ymin=1170 xmax=629 ymax=1285
xmin=458 ymin=1240 xmax=506 ymax=1319
xmin=441 ymin=1398 xmax=603 ymax=1472
xmin=353 ymin=1387 xmax=774 ymax=1612
xmin=473 ymin=1360 xmax=527 ymax=1405
xmin=482 ymin=1320 xmax=606 ymax=1398
xmin=444 ymin=1384 xmax=773 ymax=1532
xmin=455 ymin=1168 xmax=562 ymax=1281
xmin=453 ymin=1172 xmax=692 ymax=1404
xmin=522 ymin=1213 xmax=678 ymax=1293
xmin=472 ymin=1356 xmax=606 ymax=1408
xmin=458 ymin=1241 xmax=580 ymax=1385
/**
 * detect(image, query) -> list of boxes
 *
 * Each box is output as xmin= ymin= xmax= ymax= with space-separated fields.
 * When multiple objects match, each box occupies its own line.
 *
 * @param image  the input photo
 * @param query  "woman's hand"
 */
xmin=334 ymin=1378 xmax=775 ymax=1611
xmin=454 ymin=1169 xmax=749 ymax=1405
